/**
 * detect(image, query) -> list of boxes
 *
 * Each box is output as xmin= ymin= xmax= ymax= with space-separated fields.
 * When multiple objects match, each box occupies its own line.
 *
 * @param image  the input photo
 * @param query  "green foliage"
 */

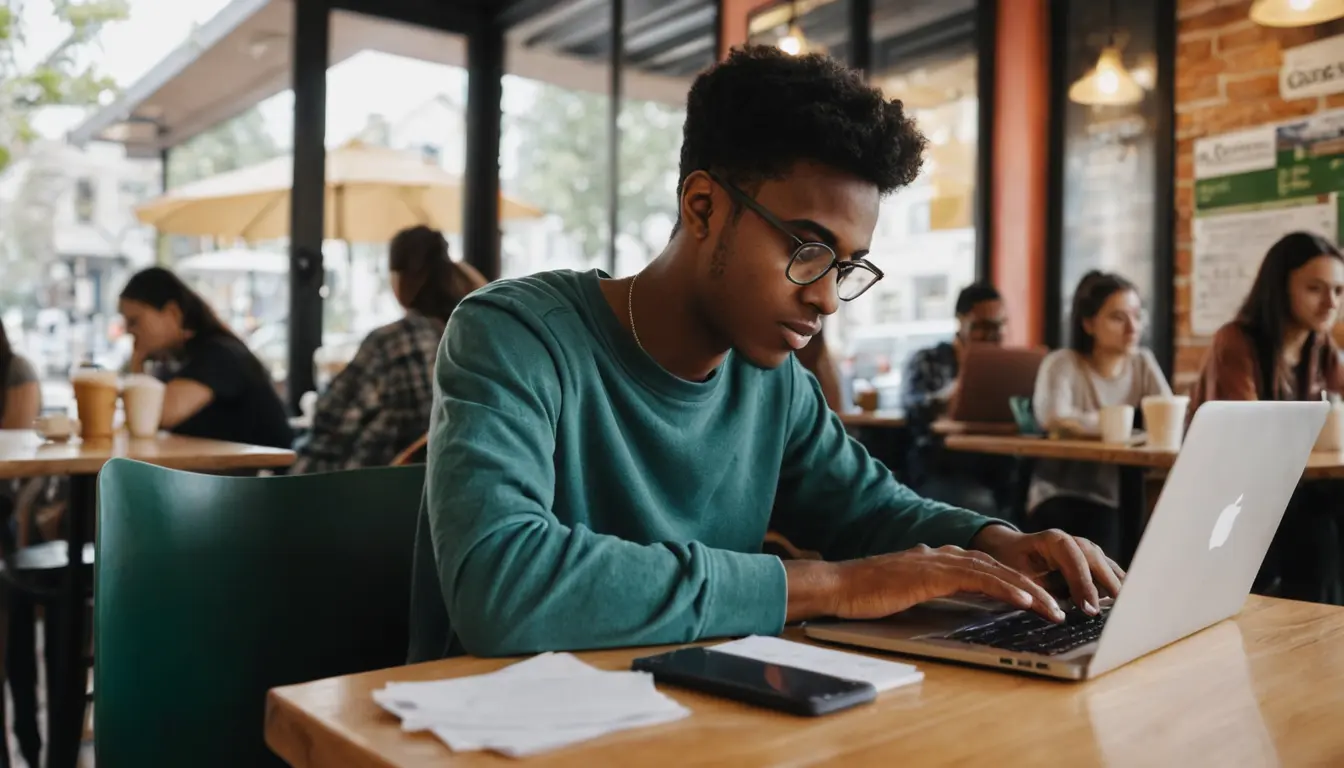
xmin=512 ymin=81 xmax=684 ymax=265
xmin=166 ymin=106 xmax=283 ymax=189
xmin=0 ymin=0 xmax=129 ymax=172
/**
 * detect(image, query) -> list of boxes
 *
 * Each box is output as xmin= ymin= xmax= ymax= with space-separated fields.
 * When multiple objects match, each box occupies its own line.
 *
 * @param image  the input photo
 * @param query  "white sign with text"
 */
xmin=1281 ymin=33 xmax=1344 ymax=101
xmin=1193 ymin=125 xmax=1276 ymax=180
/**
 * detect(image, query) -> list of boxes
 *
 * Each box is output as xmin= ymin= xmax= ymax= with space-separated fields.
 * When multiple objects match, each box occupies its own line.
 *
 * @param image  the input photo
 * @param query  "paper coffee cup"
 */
xmin=1099 ymin=404 xmax=1135 ymax=444
xmin=1142 ymin=395 xmax=1190 ymax=451
xmin=122 ymin=373 xmax=166 ymax=439
xmin=71 ymin=369 xmax=120 ymax=439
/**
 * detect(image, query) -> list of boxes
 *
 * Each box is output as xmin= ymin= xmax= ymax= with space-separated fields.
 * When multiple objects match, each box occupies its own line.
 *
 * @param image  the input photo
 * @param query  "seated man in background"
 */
xmin=900 ymin=283 xmax=1017 ymax=515
xmin=408 ymin=46 xmax=1120 ymax=661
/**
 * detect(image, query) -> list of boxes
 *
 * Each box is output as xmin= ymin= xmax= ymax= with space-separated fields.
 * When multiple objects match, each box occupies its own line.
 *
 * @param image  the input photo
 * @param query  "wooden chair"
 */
xmin=390 ymin=433 xmax=429 ymax=466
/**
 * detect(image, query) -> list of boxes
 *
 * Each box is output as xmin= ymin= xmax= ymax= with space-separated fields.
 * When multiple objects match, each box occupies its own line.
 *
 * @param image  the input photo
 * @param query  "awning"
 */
xmin=69 ymin=0 xmax=694 ymax=158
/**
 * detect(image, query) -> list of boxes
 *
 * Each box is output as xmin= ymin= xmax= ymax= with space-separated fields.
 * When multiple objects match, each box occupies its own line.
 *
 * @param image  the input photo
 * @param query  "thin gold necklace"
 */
xmin=627 ymin=272 xmax=644 ymax=352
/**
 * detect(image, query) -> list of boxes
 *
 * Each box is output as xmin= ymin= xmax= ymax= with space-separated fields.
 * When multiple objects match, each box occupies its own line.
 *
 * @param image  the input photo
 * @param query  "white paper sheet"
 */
xmin=710 ymin=635 xmax=923 ymax=692
xmin=372 ymin=652 xmax=690 ymax=758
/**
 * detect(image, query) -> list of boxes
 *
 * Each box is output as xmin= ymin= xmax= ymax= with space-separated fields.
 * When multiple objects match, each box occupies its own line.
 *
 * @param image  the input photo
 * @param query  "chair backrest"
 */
xmin=95 ymin=459 xmax=426 ymax=768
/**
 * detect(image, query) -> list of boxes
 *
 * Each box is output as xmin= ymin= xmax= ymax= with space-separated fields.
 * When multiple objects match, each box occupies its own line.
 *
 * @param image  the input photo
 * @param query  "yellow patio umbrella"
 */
xmin=135 ymin=139 xmax=543 ymax=242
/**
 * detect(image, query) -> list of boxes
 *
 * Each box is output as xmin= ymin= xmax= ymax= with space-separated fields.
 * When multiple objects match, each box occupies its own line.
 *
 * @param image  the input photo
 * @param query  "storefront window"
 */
xmin=837 ymin=46 xmax=978 ymax=409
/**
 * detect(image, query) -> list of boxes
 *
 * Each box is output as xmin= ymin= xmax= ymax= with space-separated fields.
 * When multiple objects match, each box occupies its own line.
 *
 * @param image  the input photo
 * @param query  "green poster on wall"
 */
xmin=1192 ymin=108 xmax=1344 ymax=336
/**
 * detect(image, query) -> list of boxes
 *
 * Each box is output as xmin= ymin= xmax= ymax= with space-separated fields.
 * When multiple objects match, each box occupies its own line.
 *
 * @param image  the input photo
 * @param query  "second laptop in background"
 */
xmin=947 ymin=345 xmax=1048 ymax=425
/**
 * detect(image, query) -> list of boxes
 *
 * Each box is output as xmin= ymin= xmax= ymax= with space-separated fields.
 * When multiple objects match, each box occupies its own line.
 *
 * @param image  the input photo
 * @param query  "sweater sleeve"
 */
xmin=1204 ymin=325 xmax=1259 ymax=402
xmin=424 ymin=299 xmax=786 ymax=657
xmin=1033 ymin=351 xmax=1100 ymax=436
xmin=771 ymin=357 xmax=1003 ymax=560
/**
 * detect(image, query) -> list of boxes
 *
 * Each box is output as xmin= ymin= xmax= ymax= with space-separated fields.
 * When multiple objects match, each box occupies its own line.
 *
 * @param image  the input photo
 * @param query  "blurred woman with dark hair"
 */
xmin=1029 ymin=271 xmax=1171 ymax=554
xmin=1191 ymin=231 xmax=1344 ymax=408
xmin=120 ymin=266 xmax=293 ymax=448
xmin=292 ymin=226 xmax=486 ymax=473
xmin=0 ymin=321 xmax=40 ymax=430
xmin=1190 ymin=232 xmax=1344 ymax=603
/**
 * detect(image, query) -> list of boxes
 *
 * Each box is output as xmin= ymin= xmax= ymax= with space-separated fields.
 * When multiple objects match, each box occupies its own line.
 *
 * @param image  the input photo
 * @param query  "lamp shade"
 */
xmin=1250 ymin=0 xmax=1344 ymax=27
xmin=1068 ymin=46 xmax=1144 ymax=107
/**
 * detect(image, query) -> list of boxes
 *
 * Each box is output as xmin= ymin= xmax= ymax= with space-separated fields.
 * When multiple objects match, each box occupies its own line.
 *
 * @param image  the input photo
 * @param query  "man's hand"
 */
xmin=969 ymin=524 xmax=1125 ymax=615
xmin=784 ymin=545 xmax=1067 ymax=625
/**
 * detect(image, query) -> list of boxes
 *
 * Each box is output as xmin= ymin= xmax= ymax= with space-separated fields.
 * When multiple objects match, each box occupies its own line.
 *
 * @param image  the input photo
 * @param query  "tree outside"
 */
xmin=511 ymin=80 xmax=685 ymax=271
xmin=0 ymin=0 xmax=129 ymax=312
xmin=0 ymin=0 xmax=128 ymax=174
xmin=166 ymin=105 xmax=283 ymax=189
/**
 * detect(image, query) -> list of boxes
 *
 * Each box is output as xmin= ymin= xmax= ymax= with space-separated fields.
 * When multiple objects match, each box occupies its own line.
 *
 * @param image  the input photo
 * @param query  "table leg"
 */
xmin=47 ymin=474 xmax=93 ymax=768
xmin=1118 ymin=467 xmax=1146 ymax=569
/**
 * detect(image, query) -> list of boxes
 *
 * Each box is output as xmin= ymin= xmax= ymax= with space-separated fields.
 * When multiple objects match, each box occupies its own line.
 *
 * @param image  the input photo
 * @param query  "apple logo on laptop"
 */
xmin=1209 ymin=494 xmax=1244 ymax=550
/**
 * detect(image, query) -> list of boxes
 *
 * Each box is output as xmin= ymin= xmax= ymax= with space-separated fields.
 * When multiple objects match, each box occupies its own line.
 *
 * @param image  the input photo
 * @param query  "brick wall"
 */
xmin=1173 ymin=0 xmax=1344 ymax=389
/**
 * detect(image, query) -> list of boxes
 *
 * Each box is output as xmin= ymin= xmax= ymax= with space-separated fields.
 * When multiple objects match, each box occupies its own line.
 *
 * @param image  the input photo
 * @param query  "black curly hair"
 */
xmin=677 ymin=45 xmax=927 ymax=207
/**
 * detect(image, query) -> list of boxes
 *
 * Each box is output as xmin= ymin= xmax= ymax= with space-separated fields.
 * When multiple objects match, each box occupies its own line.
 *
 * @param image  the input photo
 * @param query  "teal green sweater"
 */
xmin=407 ymin=269 xmax=997 ymax=661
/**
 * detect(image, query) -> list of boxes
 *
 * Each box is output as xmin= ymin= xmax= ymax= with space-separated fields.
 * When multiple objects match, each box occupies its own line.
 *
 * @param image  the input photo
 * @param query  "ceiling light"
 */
xmin=778 ymin=21 xmax=807 ymax=55
xmin=1250 ymin=0 xmax=1344 ymax=26
xmin=777 ymin=1 xmax=807 ymax=56
xmin=1069 ymin=46 xmax=1144 ymax=106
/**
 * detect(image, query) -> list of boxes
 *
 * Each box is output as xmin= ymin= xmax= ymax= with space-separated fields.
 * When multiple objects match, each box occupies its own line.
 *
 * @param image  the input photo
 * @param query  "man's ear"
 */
xmin=680 ymin=171 xmax=715 ymax=239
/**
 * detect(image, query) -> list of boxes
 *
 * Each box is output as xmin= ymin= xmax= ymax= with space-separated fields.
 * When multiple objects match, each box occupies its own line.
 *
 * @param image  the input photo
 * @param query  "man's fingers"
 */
xmin=1076 ymin=538 xmax=1124 ymax=597
xmin=953 ymin=549 xmax=1064 ymax=618
xmin=961 ymin=570 xmax=1066 ymax=622
xmin=1106 ymin=555 xmax=1127 ymax=583
xmin=1039 ymin=531 xmax=1101 ymax=614
xmin=949 ymin=556 xmax=1065 ymax=622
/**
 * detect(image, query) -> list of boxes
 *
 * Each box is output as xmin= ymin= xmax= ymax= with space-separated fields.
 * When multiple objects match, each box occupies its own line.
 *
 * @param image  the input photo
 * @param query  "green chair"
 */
xmin=94 ymin=459 xmax=426 ymax=768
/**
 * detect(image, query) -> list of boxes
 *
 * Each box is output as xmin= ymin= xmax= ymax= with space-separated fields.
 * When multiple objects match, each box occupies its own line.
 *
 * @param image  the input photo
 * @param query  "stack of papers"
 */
xmin=712 ymin=635 xmax=924 ymax=692
xmin=373 ymin=652 xmax=690 ymax=757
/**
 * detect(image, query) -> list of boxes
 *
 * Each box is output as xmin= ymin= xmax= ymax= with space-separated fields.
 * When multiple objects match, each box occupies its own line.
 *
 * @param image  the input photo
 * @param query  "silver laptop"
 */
xmin=805 ymin=400 xmax=1328 ymax=681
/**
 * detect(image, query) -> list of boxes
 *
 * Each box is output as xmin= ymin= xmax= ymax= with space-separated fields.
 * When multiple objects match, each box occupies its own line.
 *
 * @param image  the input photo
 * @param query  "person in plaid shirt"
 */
xmin=292 ymin=227 xmax=486 ymax=474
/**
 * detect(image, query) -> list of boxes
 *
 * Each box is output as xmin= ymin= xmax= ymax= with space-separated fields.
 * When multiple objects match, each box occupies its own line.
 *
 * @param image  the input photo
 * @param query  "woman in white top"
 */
xmin=1029 ymin=271 xmax=1171 ymax=554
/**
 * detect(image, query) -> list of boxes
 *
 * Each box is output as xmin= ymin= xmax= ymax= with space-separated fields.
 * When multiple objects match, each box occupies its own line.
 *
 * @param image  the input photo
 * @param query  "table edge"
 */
xmin=266 ymin=688 xmax=404 ymax=768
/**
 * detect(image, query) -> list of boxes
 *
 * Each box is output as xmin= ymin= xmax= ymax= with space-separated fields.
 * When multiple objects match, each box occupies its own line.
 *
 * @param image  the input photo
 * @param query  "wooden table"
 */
xmin=944 ymin=434 xmax=1344 ymax=482
xmin=942 ymin=434 xmax=1178 ymax=470
xmin=0 ymin=429 xmax=295 ymax=768
xmin=839 ymin=410 xmax=906 ymax=429
xmin=930 ymin=419 xmax=1020 ymax=436
xmin=266 ymin=597 xmax=1344 ymax=767
xmin=943 ymin=434 xmax=1344 ymax=566
xmin=0 ymin=429 xmax=296 ymax=478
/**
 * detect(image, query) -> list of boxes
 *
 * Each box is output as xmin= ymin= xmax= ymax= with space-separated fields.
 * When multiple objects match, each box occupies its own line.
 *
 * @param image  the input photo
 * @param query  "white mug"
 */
xmin=34 ymin=413 xmax=78 ymax=442
xmin=1099 ymin=404 xmax=1135 ymax=444
xmin=122 ymin=374 xmax=166 ymax=439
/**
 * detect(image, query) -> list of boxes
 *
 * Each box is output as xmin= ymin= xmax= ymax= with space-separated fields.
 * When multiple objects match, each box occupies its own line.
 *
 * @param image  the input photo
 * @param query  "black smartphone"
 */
xmin=631 ymin=647 xmax=876 ymax=717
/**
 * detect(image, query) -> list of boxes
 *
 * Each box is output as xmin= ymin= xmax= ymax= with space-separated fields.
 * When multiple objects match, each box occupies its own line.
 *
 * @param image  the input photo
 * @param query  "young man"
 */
xmin=408 ymin=47 xmax=1121 ymax=661
xmin=900 ymin=282 xmax=1014 ymax=512
xmin=902 ymin=282 xmax=1007 ymax=433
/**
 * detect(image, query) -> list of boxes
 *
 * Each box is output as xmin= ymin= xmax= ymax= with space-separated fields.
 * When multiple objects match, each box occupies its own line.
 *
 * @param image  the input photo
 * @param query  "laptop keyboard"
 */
xmin=943 ymin=605 xmax=1111 ymax=656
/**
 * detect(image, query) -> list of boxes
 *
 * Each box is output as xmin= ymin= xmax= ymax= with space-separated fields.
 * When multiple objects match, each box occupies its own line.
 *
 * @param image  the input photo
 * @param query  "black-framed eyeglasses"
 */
xmin=707 ymin=171 xmax=884 ymax=301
